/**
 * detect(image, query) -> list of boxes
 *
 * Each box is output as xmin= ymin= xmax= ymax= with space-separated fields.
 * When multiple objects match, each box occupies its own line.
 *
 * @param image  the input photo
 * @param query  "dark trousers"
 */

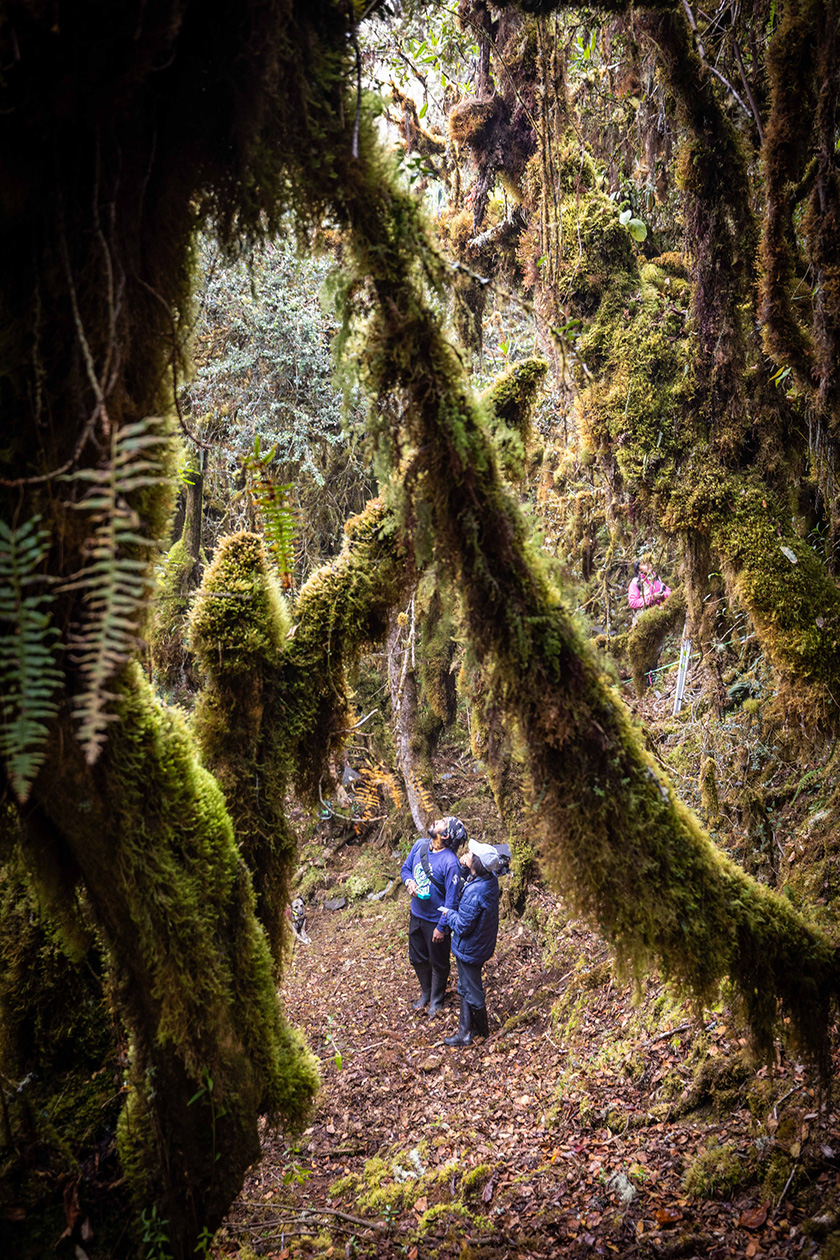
xmin=408 ymin=913 xmax=451 ymax=990
xmin=455 ymin=957 xmax=486 ymax=1009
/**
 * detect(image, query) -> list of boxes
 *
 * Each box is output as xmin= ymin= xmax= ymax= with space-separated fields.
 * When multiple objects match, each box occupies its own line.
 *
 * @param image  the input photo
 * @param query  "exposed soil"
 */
xmin=216 ymin=853 xmax=840 ymax=1260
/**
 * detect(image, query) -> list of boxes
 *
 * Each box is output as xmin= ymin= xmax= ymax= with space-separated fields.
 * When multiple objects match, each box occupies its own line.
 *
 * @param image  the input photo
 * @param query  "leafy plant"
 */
xmin=60 ymin=419 xmax=168 ymax=763
xmin=243 ymin=435 xmax=298 ymax=588
xmin=619 ymin=205 xmax=648 ymax=243
xmin=325 ymin=1014 xmax=344 ymax=1070
xmin=140 ymin=1204 xmax=173 ymax=1260
xmin=0 ymin=515 xmax=63 ymax=802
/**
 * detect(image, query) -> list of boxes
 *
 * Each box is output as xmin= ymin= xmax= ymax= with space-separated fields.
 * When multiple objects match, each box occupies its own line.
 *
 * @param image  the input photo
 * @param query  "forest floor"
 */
xmin=214 ymin=817 xmax=840 ymax=1259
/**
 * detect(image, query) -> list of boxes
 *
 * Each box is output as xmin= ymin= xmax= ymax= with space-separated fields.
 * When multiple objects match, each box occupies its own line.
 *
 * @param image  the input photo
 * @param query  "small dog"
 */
xmin=289 ymin=897 xmax=311 ymax=945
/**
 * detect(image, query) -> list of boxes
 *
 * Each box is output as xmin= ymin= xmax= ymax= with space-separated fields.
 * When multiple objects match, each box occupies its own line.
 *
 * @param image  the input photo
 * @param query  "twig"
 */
xmin=345 ymin=708 xmax=380 ymax=732
xmin=234 ymin=1205 xmax=387 ymax=1232
xmin=772 ymin=1161 xmax=798 ymax=1220
xmin=773 ymin=1083 xmax=805 ymax=1119
xmin=730 ymin=34 xmax=764 ymax=143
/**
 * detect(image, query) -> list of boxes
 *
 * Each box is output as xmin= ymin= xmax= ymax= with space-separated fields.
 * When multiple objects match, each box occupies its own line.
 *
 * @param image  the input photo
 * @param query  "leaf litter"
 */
xmin=215 ymin=833 xmax=840 ymax=1260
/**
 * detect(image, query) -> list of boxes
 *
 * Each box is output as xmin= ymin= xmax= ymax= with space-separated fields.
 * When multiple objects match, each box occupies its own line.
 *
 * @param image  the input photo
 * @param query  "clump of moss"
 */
xmin=683 ymin=1139 xmax=749 ymax=1199
xmin=189 ymin=532 xmax=294 ymax=959
xmin=481 ymin=358 xmax=548 ymax=483
xmin=150 ymin=538 xmax=199 ymax=694
xmin=625 ymin=588 xmax=686 ymax=697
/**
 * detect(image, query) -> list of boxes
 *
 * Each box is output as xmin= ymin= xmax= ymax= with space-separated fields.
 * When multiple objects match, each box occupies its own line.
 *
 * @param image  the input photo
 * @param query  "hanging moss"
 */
xmin=481 ymin=358 xmax=548 ymax=482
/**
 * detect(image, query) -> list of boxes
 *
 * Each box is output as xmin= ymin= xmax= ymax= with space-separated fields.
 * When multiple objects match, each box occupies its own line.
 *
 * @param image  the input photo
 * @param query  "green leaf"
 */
xmin=418 ymin=101 xmax=428 ymax=119
xmin=628 ymin=218 xmax=648 ymax=242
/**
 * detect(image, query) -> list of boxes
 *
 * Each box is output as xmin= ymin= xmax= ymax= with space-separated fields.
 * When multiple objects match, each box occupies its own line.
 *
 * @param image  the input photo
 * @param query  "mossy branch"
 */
xmin=325 ymin=113 xmax=839 ymax=1067
xmin=626 ymin=588 xmax=686 ymax=698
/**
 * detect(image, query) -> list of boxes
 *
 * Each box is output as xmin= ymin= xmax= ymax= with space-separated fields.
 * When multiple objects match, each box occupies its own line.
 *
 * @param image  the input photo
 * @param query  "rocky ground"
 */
xmin=214 ymin=834 xmax=840 ymax=1260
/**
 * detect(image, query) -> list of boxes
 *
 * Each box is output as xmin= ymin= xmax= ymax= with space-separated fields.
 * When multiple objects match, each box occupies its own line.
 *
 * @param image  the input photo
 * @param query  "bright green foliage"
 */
xmin=243 ymin=439 xmax=299 ymax=587
xmin=0 ymin=517 xmax=62 ymax=802
xmin=59 ymin=419 xmax=171 ymax=763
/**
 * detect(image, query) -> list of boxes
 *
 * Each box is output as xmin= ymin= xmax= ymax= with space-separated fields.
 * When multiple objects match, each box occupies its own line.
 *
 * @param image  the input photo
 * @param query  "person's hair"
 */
xmin=470 ymin=853 xmax=490 ymax=877
xmin=633 ymin=560 xmax=641 ymax=579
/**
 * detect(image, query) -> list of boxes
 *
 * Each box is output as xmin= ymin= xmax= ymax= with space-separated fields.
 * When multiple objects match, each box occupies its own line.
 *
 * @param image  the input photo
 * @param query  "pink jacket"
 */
xmin=628 ymin=575 xmax=671 ymax=610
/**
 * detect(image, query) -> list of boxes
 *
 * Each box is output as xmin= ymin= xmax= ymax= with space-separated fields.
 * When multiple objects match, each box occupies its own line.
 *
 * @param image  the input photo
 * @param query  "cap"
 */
xmin=468 ymin=838 xmax=507 ymax=874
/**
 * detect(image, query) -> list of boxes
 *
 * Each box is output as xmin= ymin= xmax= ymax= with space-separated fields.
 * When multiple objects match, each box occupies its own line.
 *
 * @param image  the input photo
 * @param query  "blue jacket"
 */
xmin=446 ymin=873 xmax=499 ymax=965
xmin=401 ymin=839 xmax=463 ymax=931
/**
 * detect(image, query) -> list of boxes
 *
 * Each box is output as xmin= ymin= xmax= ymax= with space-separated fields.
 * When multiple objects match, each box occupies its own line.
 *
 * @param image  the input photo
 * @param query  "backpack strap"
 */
xmin=419 ymin=840 xmax=447 ymax=895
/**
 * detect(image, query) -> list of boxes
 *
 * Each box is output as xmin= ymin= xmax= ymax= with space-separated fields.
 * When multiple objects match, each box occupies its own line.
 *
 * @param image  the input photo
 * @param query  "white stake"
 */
xmin=672 ymin=623 xmax=691 ymax=716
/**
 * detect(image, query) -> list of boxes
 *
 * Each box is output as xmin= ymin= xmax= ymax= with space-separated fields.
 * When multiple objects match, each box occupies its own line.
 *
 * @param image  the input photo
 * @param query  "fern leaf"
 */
xmin=60 ymin=418 xmax=167 ymax=764
xmin=243 ymin=439 xmax=299 ymax=588
xmin=0 ymin=516 xmax=63 ymax=802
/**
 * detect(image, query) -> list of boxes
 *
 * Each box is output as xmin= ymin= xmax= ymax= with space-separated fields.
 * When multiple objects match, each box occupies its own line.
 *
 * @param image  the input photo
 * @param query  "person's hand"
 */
xmin=406 ymin=879 xmax=418 ymax=896
xmin=432 ymin=928 xmax=445 ymax=942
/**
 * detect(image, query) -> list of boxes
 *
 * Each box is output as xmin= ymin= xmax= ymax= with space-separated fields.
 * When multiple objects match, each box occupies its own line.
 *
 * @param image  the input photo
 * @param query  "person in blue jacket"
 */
xmin=400 ymin=816 xmax=466 ymax=1017
xmin=440 ymin=839 xmax=503 ymax=1046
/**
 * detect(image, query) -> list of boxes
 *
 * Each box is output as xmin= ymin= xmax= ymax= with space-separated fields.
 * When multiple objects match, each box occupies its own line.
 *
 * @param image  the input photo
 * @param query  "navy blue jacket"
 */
xmin=446 ymin=873 xmax=499 ymax=965
xmin=401 ymin=839 xmax=463 ymax=931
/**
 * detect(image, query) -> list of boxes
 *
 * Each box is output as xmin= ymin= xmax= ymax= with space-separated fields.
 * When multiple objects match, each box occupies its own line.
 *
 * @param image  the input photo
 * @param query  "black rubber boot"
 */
xmin=427 ymin=970 xmax=448 ymax=1018
xmin=412 ymin=963 xmax=432 ymax=1010
xmin=470 ymin=1005 xmax=489 ymax=1038
xmin=444 ymin=995 xmax=473 ymax=1047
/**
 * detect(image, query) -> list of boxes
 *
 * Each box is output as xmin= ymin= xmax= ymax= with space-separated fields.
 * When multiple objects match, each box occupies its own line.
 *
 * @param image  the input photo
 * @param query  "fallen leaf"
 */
xmin=414 ymin=1195 xmax=428 ymax=1214
xmin=408 ymin=1247 xmax=418 ymax=1260
xmin=656 ymin=1208 xmax=684 ymax=1227
xmin=746 ymin=1241 xmax=758 ymax=1258
xmin=740 ymin=1204 xmax=769 ymax=1230
xmin=790 ymin=1140 xmax=801 ymax=1158
xmin=481 ymin=1178 xmax=495 ymax=1203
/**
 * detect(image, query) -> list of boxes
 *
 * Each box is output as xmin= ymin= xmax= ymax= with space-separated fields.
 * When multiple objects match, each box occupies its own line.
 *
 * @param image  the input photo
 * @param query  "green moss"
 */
xmin=682 ymin=1139 xmax=748 ymax=1199
xmin=417 ymin=1201 xmax=476 ymax=1233
xmin=481 ymin=358 xmax=548 ymax=482
xmin=625 ymin=588 xmax=686 ymax=697
xmin=190 ymin=532 xmax=291 ymax=676
xmin=327 ymin=119 xmax=840 ymax=1073
xmin=461 ymin=1162 xmax=492 ymax=1195
xmin=31 ymin=664 xmax=319 ymax=1247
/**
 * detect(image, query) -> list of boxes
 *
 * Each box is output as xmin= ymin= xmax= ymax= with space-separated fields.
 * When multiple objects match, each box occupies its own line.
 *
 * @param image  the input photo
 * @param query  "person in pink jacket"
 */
xmin=628 ymin=559 xmax=671 ymax=614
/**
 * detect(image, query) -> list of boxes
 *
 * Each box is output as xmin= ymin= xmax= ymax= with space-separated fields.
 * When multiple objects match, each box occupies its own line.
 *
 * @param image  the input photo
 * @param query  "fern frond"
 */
xmin=0 ymin=516 xmax=63 ymax=802
xmin=60 ymin=418 xmax=167 ymax=764
xmin=244 ymin=438 xmax=299 ymax=588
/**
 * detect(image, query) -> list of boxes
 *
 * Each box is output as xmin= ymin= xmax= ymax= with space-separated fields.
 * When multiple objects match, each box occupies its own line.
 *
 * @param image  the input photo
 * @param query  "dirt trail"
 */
xmin=217 ymin=877 xmax=840 ymax=1260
